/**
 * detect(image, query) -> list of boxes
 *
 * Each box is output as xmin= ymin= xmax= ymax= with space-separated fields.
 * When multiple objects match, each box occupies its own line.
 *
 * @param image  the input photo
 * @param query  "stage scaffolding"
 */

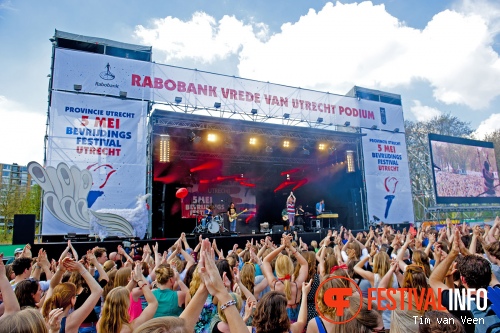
xmin=425 ymin=205 xmax=500 ymax=222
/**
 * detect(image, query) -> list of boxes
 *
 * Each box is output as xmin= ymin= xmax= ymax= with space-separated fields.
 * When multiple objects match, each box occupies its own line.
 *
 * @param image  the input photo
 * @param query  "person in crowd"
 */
xmin=261 ymin=234 xmax=309 ymax=322
xmin=41 ymin=257 xmax=103 ymax=333
xmin=98 ymin=263 xmax=158 ymax=333
xmin=251 ymin=280 xmax=312 ymax=333
xmin=307 ymin=276 xmax=383 ymax=333
xmin=14 ymin=278 xmax=42 ymax=308
xmin=152 ymin=265 xmax=189 ymax=318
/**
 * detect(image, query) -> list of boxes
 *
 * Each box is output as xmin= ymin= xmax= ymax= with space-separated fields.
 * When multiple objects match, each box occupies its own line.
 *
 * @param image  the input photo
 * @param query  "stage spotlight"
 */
xmin=251 ymin=109 xmax=258 ymax=115
xmin=265 ymin=145 xmax=273 ymax=153
xmin=214 ymin=102 xmax=221 ymax=108
xmin=302 ymin=147 xmax=310 ymax=155
xmin=394 ymin=128 xmax=400 ymax=133
xmin=283 ymin=140 xmax=290 ymax=148
xmin=318 ymin=143 xmax=326 ymax=150
xmin=159 ymin=134 xmax=170 ymax=163
xmin=317 ymin=117 xmax=323 ymax=123
xmin=249 ymin=137 xmax=257 ymax=145
xmin=283 ymin=113 xmax=290 ymax=119
xmin=175 ymin=96 xmax=182 ymax=104
xmin=344 ymin=121 xmax=350 ymax=127
xmin=328 ymin=146 xmax=336 ymax=155
xmin=207 ymin=133 xmax=217 ymax=142
xmin=74 ymin=84 xmax=82 ymax=91
xmin=371 ymin=125 xmax=378 ymax=130
xmin=119 ymin=91 xmax=127 ymax=98
xmin=346 ymin=150 xmax=355 ymax=173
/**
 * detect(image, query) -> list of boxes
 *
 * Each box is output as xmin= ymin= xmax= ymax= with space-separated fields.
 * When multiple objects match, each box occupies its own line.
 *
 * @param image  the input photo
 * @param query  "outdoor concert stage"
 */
xmin=151 ymin=110 xmax=365 ymax=238
xmin=31 ymin=231 xmax=327 ymax=260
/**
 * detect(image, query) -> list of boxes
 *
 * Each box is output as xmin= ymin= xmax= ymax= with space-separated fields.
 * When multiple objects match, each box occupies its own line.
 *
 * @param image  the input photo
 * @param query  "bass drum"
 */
xmin=208 ymin=220 xmax=220 ymax=234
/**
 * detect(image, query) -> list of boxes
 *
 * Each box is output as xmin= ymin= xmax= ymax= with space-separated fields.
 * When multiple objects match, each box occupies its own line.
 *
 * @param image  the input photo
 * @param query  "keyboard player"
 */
xmin=315 ymin=199 xmax=325 ymax=215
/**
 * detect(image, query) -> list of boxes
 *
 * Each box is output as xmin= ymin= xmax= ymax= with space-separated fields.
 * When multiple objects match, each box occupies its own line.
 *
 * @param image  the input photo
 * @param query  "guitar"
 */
xmin=229 ymin=209 xmax=248 ymax=222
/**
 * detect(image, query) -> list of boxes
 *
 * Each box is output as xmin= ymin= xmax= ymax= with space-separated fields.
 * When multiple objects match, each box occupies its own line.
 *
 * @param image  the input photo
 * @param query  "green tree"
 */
xmin=484 ymin=129 xmax=500 ymax=172
xmin=0 ymin=183 xmax=41 ymax=235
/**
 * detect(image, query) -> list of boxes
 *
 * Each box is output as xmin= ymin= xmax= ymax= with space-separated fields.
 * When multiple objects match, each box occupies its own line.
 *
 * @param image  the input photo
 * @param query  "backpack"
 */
xmin=468 ymin=293 xmax=500 ymax=333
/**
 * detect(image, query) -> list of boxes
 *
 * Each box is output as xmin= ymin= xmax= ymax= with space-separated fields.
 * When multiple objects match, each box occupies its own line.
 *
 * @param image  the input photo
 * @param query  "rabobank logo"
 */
xmin=99 ymin=63 xmax=116 ymax=80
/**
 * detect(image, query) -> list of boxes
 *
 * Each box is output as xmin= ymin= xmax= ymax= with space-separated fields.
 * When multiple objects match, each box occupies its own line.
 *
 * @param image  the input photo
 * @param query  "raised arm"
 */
xmin=197 ymin=239 xmax=248 ymax=333
xmin=131 ymin=263 xmax=158 ymax=329
xmin=0 ymin=253 xmax=20 ymax=315
xmin=429 ymin=229 xmax=460 ymax=297
xmin=262 ymin=242 xmax=286 ymax=286
xmin=354 ymin=255 xmax=375 ymax=286
xmin=64 ymin=259 xmax=103 ymax=331
xmin=291 ymin=279 xmax=312 ymax=333
xmin=397 ymin=234 xmax=413 ymax=272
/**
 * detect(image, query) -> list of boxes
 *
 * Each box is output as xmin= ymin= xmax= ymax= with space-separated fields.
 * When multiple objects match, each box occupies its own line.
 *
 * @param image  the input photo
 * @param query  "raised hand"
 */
xmin=47 ymin=308 xmax=65 ymax=332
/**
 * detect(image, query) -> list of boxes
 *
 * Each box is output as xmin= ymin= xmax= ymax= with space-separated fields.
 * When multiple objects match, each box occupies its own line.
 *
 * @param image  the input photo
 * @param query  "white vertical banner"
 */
xmin=362 ymin=129 xmax=414 ymax=224
xmin=44 ymin=91 xmax=148 ymax=235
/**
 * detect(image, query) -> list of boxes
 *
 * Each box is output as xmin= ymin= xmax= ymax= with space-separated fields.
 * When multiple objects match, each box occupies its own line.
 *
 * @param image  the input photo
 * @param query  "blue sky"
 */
xmin=1 ymin=0 xmax=500 ymax=165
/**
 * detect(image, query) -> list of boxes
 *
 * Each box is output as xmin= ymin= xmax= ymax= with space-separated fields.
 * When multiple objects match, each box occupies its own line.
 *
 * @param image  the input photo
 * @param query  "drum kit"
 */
xmin=192 ymin=214 xmax=227 ymax=234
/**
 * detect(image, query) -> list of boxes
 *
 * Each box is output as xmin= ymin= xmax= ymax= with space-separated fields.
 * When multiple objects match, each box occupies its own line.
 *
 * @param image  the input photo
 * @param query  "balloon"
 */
xmin=176 ymin=188 xmax=188 ymax=199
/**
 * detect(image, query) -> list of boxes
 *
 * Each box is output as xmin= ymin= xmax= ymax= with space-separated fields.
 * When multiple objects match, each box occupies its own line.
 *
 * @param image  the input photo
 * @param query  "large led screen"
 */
xmin=429 ymin=133 xmax=500 ymax=204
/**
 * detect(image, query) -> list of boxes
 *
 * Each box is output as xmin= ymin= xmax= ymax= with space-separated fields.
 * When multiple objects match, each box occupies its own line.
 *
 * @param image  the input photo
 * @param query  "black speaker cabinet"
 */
xmin=272 ymin=225 xmax=284 ymax=234
xmin=13 ymin=214 xmax=36 ymax=245
xmin=292 ymin=225 xmax=304 ymax=233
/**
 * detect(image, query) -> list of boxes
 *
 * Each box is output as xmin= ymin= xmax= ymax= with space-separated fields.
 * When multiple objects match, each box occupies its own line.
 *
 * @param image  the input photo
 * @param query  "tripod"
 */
xmin=191 ymin=214 xmax=205 ymax=234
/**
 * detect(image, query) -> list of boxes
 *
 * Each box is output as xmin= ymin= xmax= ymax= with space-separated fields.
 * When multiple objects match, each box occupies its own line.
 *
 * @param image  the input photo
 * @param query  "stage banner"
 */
xmin=52 ymin=48 xmax=404 ymax=131
xmin=180 ymin=184 xmax=256 ymax=220
xmin=43 ymin=91 xmax=148 ymax=235
xmin=361 ymin=129 xmax=414 ymax=224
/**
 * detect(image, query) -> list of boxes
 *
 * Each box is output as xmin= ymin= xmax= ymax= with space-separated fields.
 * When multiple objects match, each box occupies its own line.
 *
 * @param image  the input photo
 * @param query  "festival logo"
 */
xmin=384 ymin=176 xmax=398 ymax=219
xmin=315 ymin=276 xmax=363 ymax=324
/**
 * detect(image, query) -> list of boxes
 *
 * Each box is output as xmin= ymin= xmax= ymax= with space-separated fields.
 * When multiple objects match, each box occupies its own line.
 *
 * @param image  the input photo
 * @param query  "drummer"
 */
xmin=202 ymin=204 xmax=214 ymax=228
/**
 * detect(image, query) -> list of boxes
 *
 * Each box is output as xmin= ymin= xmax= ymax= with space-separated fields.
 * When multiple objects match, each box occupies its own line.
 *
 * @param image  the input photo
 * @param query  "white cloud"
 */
xmin=134 ymin=12 xmax=267 ymax=64
xmin=134 ymin=1 xmax=500 ymax=110
xmin=474 ymin=113 xmax=500 ymax=138
xmin=0 ymin=96 xmax=45 ymax=165
xmin=409 ymin=100 xmax=442 ymax=122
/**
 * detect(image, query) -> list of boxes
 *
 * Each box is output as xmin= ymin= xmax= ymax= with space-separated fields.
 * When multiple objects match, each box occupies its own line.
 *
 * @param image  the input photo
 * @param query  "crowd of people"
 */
xmin=2 ymin=218 xmax=500 ymax=333
xmin=436 ymin=171 xmax=500 ymax=197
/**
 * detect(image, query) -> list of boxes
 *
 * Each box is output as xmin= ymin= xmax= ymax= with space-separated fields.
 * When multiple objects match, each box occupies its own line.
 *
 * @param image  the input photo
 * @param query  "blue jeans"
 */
xmin=230 ymin=220 xmax=236 ymax=232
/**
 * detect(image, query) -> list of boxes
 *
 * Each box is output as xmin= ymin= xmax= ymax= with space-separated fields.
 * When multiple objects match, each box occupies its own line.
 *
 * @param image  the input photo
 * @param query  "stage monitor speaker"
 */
xmin=292 ymin=225 xmax=304 ymax=233
xmin=13 ymin=214 xmax=36 ymax=245
xmin=272 ymin=225 xmax=284 ymax=234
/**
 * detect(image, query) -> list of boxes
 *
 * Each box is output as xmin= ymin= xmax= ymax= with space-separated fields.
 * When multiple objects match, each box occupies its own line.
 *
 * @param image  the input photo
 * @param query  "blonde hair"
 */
xmin=155 ymin=265 xmax=175 ymax=285
xmin=103 ymin=260 xmax=116 ymax=272
xmin=0 ymin=308 xmax=48 ymax=333
xmin=41 ymin=282 xmax=76 ymax=319
xmin=373 ymin=252 xmax=393 ymax=287
xmin=217 ymin=293 xmax=243 ymax=323
xmin=99 ymin=286 xmax=131 ymax=333
xmin=240 ymin=263 xmax=255 ymax=301
xmin=132 ymin=317 xmax=186 ymax=333
xmin=103 ymin=269 xmax=117 ymax=301
xmin=189 ymin=266 xmax=201 ymax=297
xmin=275 ymin=255 xmax=293 ymax=300
xmin=114 ymin=267 xmax=132 ymax=288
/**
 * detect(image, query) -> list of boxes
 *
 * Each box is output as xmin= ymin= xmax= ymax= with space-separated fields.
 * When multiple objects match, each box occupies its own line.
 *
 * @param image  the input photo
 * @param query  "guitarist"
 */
xmin=227 ymin=202 xmax=237 ymax=232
